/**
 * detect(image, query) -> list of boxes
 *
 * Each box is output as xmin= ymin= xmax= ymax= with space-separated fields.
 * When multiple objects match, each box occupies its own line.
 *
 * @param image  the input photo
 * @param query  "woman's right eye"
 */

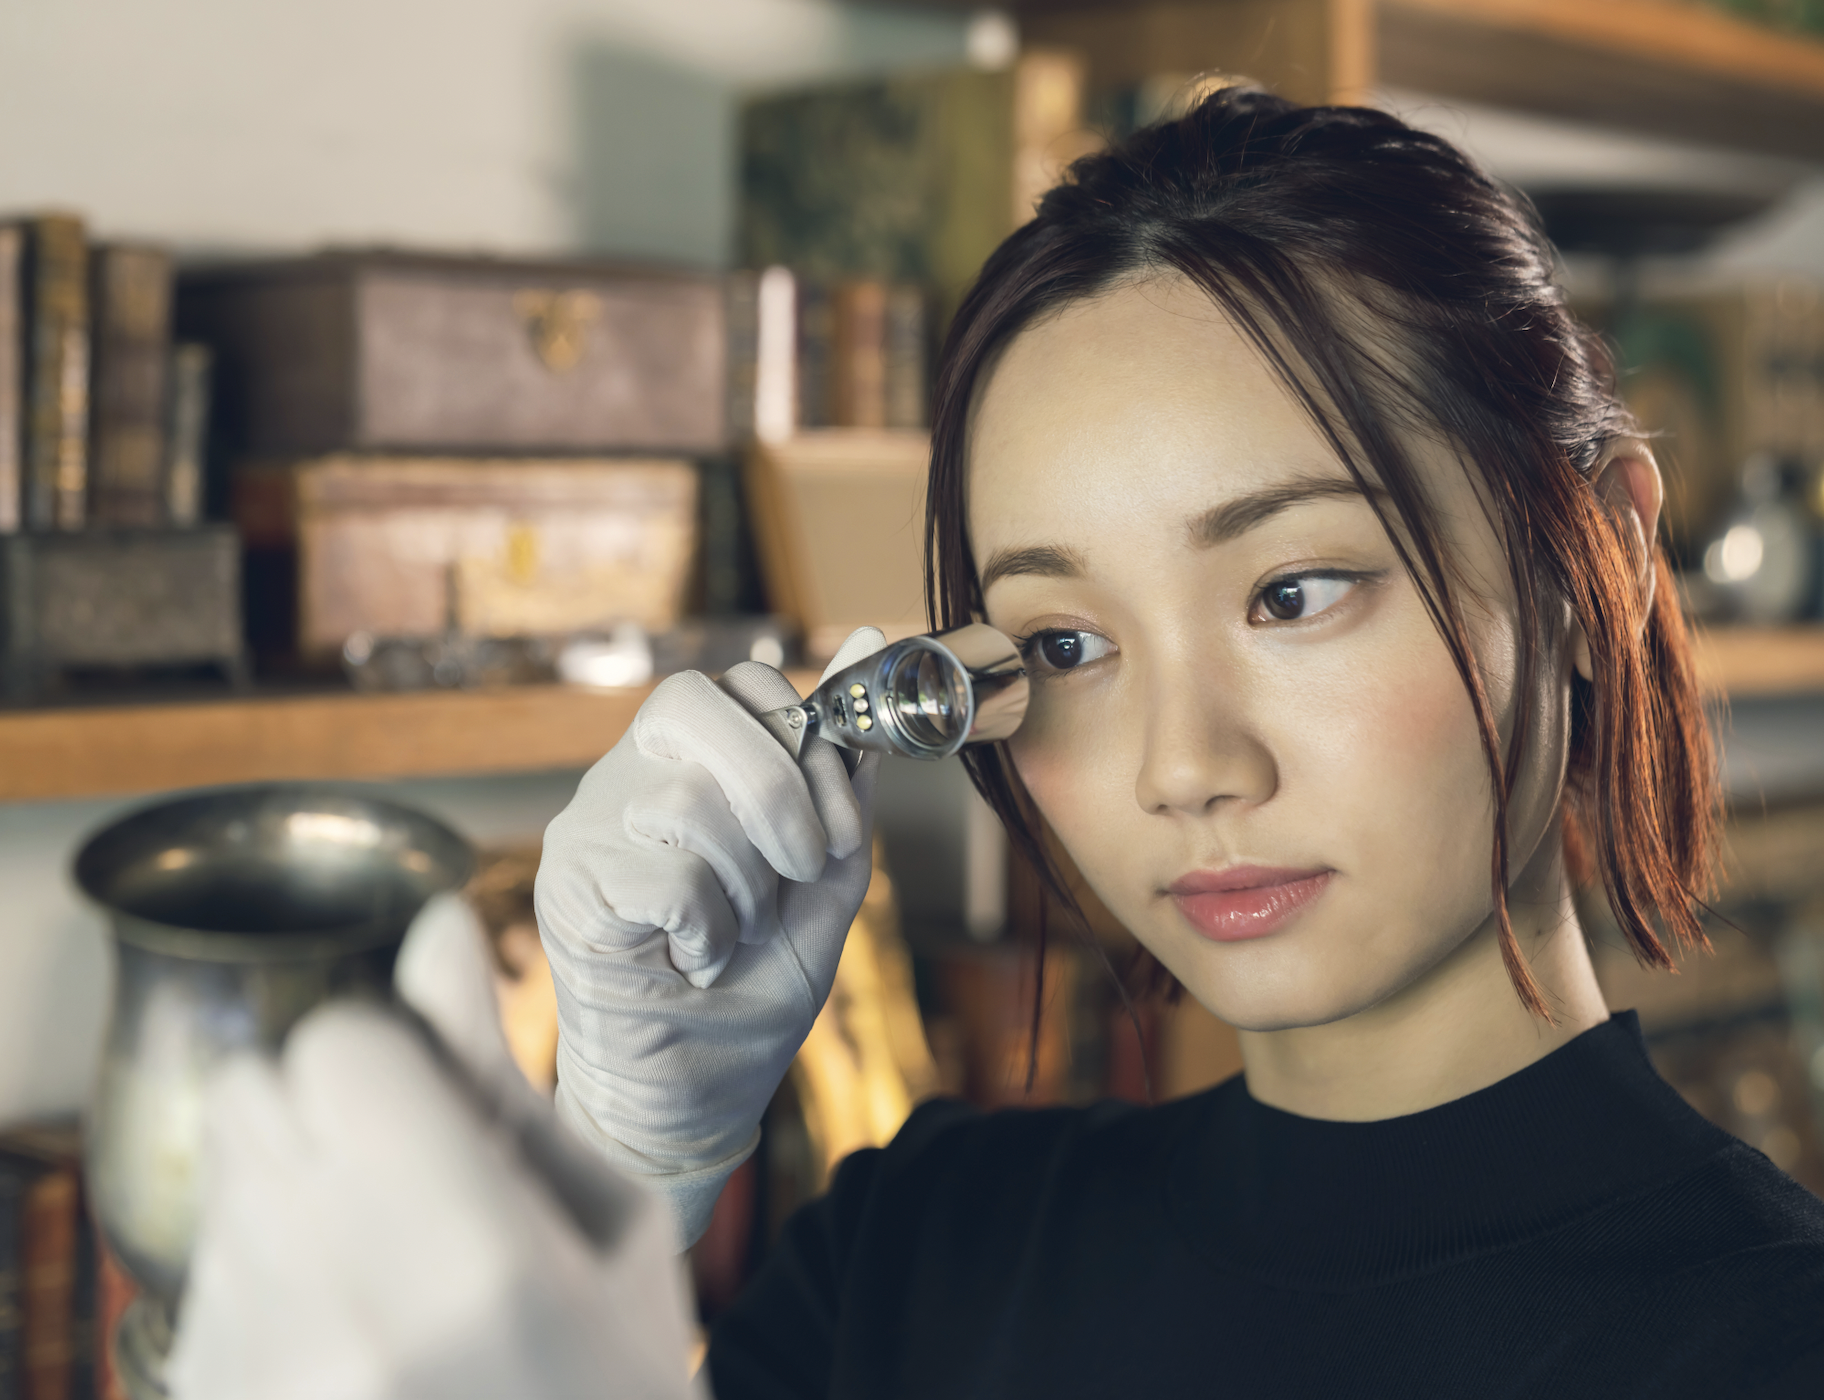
xmin=1019 ymin=629 xmax=1115 ymax=675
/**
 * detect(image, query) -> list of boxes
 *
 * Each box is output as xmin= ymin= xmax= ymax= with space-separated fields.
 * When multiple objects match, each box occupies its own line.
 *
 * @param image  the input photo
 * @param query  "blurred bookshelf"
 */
xmin=1 ymin=630 xmax=1820 ymax=803
xmin=928 ymin=0 xmax=1824 ymax=160
xmin=1693 ymin=625 xmax=1824 ymax=696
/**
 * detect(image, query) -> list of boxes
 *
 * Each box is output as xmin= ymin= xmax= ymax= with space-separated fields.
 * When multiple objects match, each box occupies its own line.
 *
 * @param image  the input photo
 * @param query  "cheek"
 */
xmin=1005 ymin=680 xmax=1141 ymax=886
xmin=1295 ymin=623 xmax=1495 ymax=886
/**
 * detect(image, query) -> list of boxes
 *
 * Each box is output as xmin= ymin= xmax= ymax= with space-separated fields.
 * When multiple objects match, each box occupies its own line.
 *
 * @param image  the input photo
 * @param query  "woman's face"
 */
xmin=967 ymin=277 xmax=1573 ymax=1033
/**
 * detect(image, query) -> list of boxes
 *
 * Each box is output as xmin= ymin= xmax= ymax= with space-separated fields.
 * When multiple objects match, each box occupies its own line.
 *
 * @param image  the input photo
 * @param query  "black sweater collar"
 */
xmin=1170 ymin=1012 xmax=1732 ymax=1289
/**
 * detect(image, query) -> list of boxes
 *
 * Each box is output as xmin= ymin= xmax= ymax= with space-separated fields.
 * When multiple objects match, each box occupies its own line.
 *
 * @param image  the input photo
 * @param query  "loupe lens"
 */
xmin=883 ymin=644 xmax=970 ymax=754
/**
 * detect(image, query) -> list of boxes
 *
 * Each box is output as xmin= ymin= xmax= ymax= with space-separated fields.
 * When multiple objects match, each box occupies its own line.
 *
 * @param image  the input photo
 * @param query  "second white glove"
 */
xmin=537 ymin=629 xmax=886 ymax=1249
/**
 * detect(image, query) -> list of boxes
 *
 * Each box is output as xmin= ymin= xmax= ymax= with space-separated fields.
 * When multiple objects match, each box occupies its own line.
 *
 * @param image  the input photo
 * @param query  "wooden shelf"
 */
xmin=1379 ymin=0 xmax=1824 ymax=161
xmin=1003 ymin=0 xmax=1824 ymax=160
xmin=0 ymin=675 xmax=819 ymax=805
xmin=0 ymin=630 xmax=1816 ymax=804
xmin=1691 ymin=625 xmax=1824 ymax=699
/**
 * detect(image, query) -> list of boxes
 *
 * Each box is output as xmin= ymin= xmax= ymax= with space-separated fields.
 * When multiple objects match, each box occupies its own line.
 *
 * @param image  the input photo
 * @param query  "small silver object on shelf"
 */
xmin=759 ymin=623 xmax=1029 ymax=762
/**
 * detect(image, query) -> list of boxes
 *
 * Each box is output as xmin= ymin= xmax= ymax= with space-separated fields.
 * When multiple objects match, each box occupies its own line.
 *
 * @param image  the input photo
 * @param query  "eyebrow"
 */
xmin=1189 ymin=475 xmax=1375 ymax=548
xmin=976 ymin=474 xmax=1379 ymax=592
xmin=978 ymin=543 xmax=1088 ymax=592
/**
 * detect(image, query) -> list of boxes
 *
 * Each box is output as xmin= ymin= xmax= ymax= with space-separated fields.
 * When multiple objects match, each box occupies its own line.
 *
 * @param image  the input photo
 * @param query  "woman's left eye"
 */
xmin=1019 ymin=629 xmax=1116 ymax=675
xmin=1251 ymin=573 xmax=1361 ymax=623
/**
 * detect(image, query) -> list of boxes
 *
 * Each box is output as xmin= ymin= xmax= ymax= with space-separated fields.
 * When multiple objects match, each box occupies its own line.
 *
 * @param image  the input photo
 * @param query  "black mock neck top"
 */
xmin=707 ymin=1013 xmax=1824 ymax=1398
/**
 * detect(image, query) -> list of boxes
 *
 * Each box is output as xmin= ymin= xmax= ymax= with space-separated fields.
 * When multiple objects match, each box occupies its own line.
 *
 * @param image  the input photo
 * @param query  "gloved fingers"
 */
xmin=394 ymin=893 xmax=529 ymax=1103
xmin=819 ymin=624 xmax=889 ymax=683
xmin=634 ymin=670 xmax=829 ymax=883
xmin=717 ymin=660 xmax=865 ymax=859
xmin=721 ymin=624 xmax=887 ymax=862
xmin=622 ymin=766 xmax=780 ymax=945
xmin=576 ymin=839 xmax=752 ymax=987
xmin=280 ymin=1003 xmax=524 ymax=1238
xmin=174 ymin=1055 xmax=393 ymax=1400
xmin=806 ymin=627 xmax=887 ymax=857
xmin=796 ymin=739 xmax=871 ymax=860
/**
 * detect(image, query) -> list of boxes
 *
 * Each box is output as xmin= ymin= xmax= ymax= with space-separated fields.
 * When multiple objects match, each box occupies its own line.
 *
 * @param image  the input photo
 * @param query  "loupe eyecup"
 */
xmin=758 ymin=624 xmax=1028 ymax=762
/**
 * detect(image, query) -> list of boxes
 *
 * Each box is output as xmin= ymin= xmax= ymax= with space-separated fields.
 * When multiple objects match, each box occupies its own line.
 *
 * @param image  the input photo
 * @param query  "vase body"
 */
xmin=76 ymin=784 xmax=472 ymax=1399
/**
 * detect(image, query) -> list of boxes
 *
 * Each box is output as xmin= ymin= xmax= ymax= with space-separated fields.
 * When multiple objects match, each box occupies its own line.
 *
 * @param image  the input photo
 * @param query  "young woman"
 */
xmin=173 ymin=89 xmax=1824 ymax=1399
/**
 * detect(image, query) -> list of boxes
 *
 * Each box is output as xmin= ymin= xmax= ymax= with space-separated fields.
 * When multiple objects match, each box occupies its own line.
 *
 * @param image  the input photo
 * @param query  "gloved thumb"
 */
xmin=394 ymin=893 xmax=526 ymax=1101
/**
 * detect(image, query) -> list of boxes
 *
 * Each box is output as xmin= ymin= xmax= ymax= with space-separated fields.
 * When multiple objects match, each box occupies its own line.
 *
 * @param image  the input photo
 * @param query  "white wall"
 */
xmin=0 ymin=0 xmax=974 ymax=266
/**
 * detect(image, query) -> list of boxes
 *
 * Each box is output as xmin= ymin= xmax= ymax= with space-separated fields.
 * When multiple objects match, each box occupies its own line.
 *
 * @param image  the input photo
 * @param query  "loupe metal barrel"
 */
xmin=811 ymin=623 xmax=1028 ymax=760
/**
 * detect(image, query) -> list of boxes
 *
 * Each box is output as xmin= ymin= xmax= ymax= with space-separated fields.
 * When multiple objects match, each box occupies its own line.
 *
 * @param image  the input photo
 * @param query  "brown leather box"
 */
xmin=178 ymin=252 xmax=727 ymax=456
xmin=235 ymin=455 xmax=698 ymax=660
xmin=0 ymin=526 xmax=246 ymax=701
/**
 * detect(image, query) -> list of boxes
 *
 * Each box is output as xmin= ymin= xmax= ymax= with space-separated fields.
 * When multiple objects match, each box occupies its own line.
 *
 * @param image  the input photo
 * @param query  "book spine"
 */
xmin=165 ymin=343 xmax=212 ymax=528
xmin=831 ymin=280 xmax=887 ymax=430
xmin=89 ymin=245 xmax=173 ymax=529
xmin=724 ymin=271 xmax=760 ymax=446
xmin=0 ymin=227 xmax=21 ymax=533
xmin=0 ymin=1163 xmax=29 ymax=1400
xmin=61 ymin=1202 xmax=91 ymax=1400
xmin=753 ymin=266 xmax=797 ymax=445
xmin=795 ymin=281 xmax=833 ymax=431
xmin=883 ymin=284 xmax=927 ymax=431
xmin=23 ymin=217 xmax=89 ymax=532
xmin=92 ymin=1244 xmax=133 ymax=1400
xmin=20 ymin=1169 xmax=76 ymax=1400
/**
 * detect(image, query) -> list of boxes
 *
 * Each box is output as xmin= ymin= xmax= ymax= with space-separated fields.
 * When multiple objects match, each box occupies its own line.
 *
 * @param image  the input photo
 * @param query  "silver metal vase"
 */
xmin=75 ymin=784 xmax=472 ymax=1400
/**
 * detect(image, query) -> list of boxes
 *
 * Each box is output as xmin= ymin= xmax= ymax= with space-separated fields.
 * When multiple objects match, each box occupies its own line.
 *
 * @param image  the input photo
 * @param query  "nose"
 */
xmin=1132 ymin=652 xmax=1277 ymax=817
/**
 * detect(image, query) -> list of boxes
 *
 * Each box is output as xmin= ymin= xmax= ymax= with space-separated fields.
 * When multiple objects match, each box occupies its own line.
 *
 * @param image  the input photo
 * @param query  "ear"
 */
xmin=1571 ymin=438 xmax=1664 ymax=682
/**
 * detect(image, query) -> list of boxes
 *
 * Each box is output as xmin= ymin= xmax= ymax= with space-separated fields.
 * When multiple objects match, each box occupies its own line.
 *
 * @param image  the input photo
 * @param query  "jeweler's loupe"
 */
xmin=759 ymin=624 xmax=1029 ymax=762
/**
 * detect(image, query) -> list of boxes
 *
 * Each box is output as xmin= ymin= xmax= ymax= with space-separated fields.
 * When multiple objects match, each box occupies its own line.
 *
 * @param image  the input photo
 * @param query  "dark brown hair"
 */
xmin=924 ymin=88 xmax=1720 ymax=1018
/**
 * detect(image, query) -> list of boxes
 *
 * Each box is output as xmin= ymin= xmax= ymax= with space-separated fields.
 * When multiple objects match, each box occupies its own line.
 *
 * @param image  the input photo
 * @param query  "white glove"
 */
xmin=537 ymin=628 xmax=886 ymax=1250
xmin=168 ymin=894 xmax=703 ymax=1400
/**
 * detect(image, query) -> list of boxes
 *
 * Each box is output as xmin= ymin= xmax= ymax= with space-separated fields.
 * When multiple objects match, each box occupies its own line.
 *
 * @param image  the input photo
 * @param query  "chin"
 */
xmin=1161 ymin=936 xmax=1427 ymax=1035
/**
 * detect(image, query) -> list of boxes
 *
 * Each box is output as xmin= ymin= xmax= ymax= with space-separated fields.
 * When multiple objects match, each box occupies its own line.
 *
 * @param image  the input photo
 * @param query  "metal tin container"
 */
xmin=75 ymin=785 xmax=472 ymax=1399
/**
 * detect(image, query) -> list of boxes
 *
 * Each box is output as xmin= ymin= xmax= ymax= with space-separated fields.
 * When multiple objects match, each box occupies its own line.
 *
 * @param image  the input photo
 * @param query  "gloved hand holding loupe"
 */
xmin=756 ymin=622 xmax=1029 ymax=761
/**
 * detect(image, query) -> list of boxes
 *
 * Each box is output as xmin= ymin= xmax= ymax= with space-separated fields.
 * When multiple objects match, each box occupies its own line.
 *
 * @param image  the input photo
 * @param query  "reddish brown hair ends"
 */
xmin=923 ymin=88 xmax=1720 ymax=1016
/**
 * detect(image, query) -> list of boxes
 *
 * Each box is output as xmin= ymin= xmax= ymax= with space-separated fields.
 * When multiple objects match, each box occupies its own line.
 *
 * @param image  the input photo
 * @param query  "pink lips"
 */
xmin=1169 ymin=865 xmax=1333 ymax=943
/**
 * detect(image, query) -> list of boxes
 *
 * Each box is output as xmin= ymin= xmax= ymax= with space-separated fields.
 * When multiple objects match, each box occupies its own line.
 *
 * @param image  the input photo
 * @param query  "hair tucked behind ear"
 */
xmin=925 ymin=87 xmax=1720 ymax=1019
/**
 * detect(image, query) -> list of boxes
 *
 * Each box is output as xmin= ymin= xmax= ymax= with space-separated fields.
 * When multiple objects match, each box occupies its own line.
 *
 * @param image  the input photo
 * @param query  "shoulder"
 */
xmin=810 ymin=1086 xmax=1224 ymax=1268
xmin=842 ymin=1085 xmax=1218 ymax=1200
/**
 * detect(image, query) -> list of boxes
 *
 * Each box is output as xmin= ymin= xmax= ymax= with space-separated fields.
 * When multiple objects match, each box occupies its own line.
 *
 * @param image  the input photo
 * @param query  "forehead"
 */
xmin=966 ymin=277 xmax=1340 ymax=549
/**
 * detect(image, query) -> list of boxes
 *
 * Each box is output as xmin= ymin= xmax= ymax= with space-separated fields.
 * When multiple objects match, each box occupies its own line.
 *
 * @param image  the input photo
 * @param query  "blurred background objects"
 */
xmin=6 ymin=0 xmax=1824 ymax=1384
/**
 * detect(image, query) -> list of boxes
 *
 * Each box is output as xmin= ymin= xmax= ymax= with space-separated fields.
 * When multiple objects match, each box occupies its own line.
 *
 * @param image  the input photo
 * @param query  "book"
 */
xmin=724 ymin=271 xmax=761 ymax=444
xmin=92 ymin=1246 xmax=131 ymax=1400
xmin=795 ymin=280 xmax=834 ymax=431
xmin=165 ymin=342 xmax=212 ymax=527
xmin=22 ymin=215 xmax=89 ymax=532
xmin=883 ymin=284 xmax=927 ymax=431
xmin=739 ymin=51 xmax=1092 ymax=335
xmin=0 ymin=1159 xmax=25 ymax=1400
xmin=0 ymin=226 xmax=21 ymax=533
xmin=89 ymin=245 xmax=174 ymax=528
xmin=0 ymin=1123 xmax=93 ymax=1400
xmin=831 ymin=281 xmax=888 ymax=430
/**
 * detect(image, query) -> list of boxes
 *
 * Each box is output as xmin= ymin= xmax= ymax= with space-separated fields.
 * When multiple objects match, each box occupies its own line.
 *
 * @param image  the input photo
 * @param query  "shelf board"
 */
xmin=0 ymin=630 xmax=1815 ymax=805
xmin=0 ymin=676 xmax=819 ymax=805
xmin=1005 ymin=0 xmax=1824 ymax=160
xmin=1691 ymin=625 xmax=1824 ymax=699
xmin=1379 ymin=0 xmax=1824 ymax=161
